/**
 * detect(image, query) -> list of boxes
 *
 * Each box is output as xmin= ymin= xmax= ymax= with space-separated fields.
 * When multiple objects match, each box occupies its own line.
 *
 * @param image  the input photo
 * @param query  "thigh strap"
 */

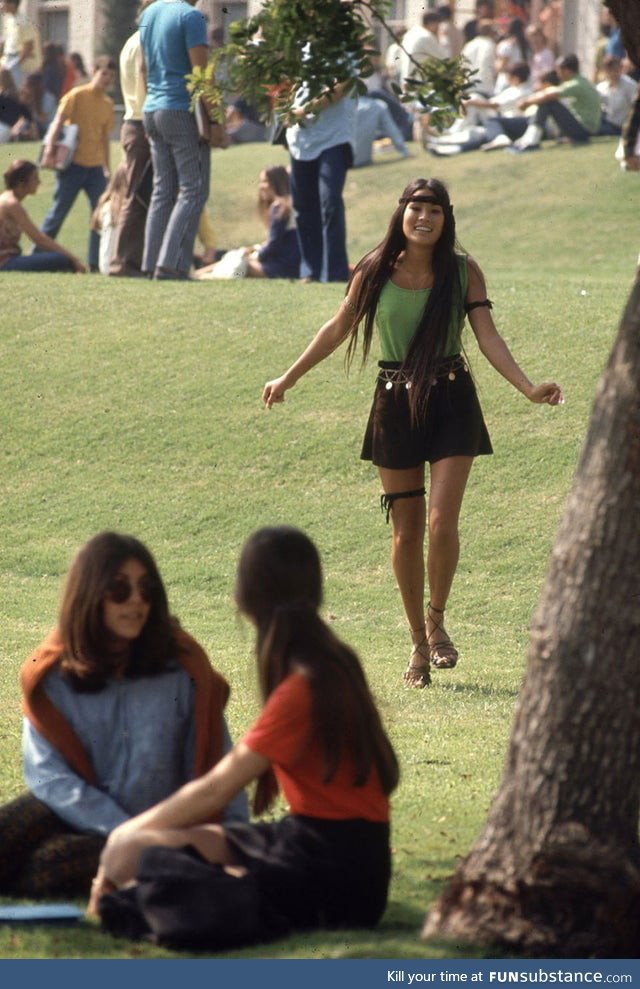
xmin=380 ymin=487 xmax=426 ymax=523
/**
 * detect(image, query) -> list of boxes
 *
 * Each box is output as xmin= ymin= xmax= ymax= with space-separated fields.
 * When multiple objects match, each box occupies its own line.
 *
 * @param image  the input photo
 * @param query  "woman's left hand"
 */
xmin=528 ymin=382 xmax=564 ymax=405
xmin=87 ymin=865 xmax=117 ymax=917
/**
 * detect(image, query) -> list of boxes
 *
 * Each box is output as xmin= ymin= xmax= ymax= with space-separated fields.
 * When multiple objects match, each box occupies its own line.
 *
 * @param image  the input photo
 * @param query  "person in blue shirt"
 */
xmin=0 ymin=531 xmax=247 ymax=898
xmin=139 ymin=0 xmax=210 ymax=280
xmin=285 ymin=47 xmax=357 ymax=283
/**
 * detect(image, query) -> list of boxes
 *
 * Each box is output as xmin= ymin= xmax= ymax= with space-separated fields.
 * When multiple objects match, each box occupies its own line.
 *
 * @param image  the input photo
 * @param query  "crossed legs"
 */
xmin=88 ymin=823 xmax=240 ymax=915
xmin=379 ymin=456 xmax=473 ymax=685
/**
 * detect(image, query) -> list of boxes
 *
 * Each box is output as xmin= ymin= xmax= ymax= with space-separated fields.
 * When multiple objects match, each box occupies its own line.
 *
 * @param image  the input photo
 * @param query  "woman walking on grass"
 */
xmin=262 ymin=178 xmax=563 ymax=689
xmin=90 ymin=527 xmax=398 ymax=951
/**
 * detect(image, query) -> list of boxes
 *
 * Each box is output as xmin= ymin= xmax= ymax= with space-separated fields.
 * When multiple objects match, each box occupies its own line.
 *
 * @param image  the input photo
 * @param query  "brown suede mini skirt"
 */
xmin=360 ymin=357 xmax=493 ymax=469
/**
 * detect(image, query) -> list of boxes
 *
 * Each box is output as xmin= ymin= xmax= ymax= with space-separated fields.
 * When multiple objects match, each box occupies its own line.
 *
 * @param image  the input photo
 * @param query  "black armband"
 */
xmin=465 ymin=298 xmax=493 ymax=314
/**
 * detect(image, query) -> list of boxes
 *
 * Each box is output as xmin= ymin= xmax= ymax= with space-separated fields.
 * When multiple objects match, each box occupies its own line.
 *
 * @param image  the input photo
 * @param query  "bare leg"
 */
xmin=426 ymin=456 xmax=473 ymax=667
xmin=378 ymin=465 xmax=430 ymax=686
xmin=245 ymin=252 xmax=266 ymax=278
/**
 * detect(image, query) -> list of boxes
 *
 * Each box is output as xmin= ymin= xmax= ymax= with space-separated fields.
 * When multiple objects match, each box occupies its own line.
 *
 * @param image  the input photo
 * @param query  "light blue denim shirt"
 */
xmin=286 ymin=46 xmax=357 ymax=161
xmin=22 ymin=664 xmax=248 ymax=835
xmin=286 ymin=93 xmax=357 ymax=161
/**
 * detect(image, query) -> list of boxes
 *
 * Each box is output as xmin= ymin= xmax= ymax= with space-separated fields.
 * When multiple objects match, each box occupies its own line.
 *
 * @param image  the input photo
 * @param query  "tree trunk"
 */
xmin=605 ymin=0 xmax=640 ymax=67
xmin=422 ymin=280 xmax=640 ymax=958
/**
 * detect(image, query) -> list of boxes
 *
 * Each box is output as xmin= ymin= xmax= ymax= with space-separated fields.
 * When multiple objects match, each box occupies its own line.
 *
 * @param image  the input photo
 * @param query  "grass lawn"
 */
xmin=0 ymin=136 xmax=634 ymax=959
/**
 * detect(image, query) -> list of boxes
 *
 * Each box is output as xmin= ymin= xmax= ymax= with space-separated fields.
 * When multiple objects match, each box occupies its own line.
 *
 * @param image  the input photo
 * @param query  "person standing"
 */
xmin=262 ymin=178 xmax=563 ymax=688
xmin=139 ymin=0 xmax=210 ymax=280
xmin=400 ymin=11 xmax=446 ymax=85
xmin=38 ymin=57 xmax=116 ymax=271
xmin=109 ymin=15 xmax=152 ymax=276
xmin=286 ymin=51 xmax=356 ymax=284
xmin=0 ymin=0 xmax=41 ymax=88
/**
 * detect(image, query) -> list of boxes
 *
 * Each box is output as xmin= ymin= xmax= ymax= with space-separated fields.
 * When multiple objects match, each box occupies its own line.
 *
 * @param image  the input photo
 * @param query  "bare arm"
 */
xmin=293 ymin=79 xmax=352 ymax=119
xmin=40 ymin=110 xmax=65 ymax=167
xmin=463 ymin=96 xmax=498 ymax=110
xmin=103 ymin=126 xmax=110 ymax=176
xmin=94 ymin=744 xmax=268 ymax=887
xmin=520 ymin=85 xmax=562 ymax=110
xmin=19 ymin=38 xmax=35 ymax=64
xmin=188 ymin=44 xmax=209 ymax=71
xmin=466 ymin=258 xmax=563 ymax=405
xmin=11 ymin=201 xmax=86 ymax=271
xmin=262 ymin=274 xmax=362 ymax=408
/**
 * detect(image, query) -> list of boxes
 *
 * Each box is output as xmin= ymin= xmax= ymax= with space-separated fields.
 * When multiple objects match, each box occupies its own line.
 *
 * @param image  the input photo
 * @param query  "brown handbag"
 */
xmin=195 ymin=97 xmax=230 ymax=149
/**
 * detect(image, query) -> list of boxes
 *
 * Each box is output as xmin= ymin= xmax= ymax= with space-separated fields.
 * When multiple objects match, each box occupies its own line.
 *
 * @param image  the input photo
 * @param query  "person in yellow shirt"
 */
xmin=38 ymin=56 xmax=116 ymax=271
xmin=0 ymin=0 xmax=42 ymax=88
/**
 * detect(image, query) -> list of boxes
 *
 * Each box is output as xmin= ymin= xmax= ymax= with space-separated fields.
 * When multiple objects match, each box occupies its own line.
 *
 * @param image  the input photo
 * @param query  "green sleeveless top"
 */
xmin=375 ymin=254 xmax=468 ymax=362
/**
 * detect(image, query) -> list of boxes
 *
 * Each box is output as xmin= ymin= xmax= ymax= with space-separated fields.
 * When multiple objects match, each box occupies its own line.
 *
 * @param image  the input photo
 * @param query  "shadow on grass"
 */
xmin=437 ymin=681 xmax=519 ymax=700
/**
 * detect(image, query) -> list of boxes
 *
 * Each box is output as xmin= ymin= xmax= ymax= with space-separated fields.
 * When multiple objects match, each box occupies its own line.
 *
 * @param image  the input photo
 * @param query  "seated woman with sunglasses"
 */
xmin=0 ymin=531 xmax=248 ymax=899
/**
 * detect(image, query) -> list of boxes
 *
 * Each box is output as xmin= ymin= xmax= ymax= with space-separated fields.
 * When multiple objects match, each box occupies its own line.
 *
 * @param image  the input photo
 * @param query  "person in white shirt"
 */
xmin=461 ymin=19 xmax=497 ymax=97
xmin=597 ymin=54 xmax=637 ymax=135
xmin=0 ymin=0 xmax=41 ymax=88
xmin=400 ymin=11 xmax=446 ymax=86
xmin=426 ymin=63 xmax=532 ymax=155
xmin=437 ymin=5 xmax=463 ymax=58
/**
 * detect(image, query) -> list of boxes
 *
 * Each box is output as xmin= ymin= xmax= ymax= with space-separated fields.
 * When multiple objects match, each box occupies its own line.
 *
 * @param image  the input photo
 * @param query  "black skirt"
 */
xmin=98 ymin=815 xmax=390 ymax=951
xmin=224 ymin=814 xmax=391 ymax=932
xmin=361 ymin=357 xmax=493 ymax=469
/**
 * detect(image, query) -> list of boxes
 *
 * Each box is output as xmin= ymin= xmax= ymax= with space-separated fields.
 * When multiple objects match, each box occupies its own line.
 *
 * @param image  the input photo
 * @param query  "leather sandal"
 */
xmin=403 ymin=637 xmax=431 ymax=688
xmin=427 ymin=603 xmax=459 ymax=669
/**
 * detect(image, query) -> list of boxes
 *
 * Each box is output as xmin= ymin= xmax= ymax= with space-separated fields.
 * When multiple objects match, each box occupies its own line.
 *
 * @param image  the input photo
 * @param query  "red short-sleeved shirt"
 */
xmin=241 ymin=672 xmax=389 ymax=823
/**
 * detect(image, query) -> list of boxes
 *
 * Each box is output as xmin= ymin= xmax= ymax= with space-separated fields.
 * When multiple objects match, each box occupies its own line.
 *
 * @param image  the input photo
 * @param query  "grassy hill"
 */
xmin=0 ymin=136 xmax=634 ymax=958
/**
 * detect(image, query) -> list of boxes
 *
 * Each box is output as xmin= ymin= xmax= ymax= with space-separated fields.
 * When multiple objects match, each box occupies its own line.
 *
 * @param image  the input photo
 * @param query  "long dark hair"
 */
xmin=504 ymin=18 xmax=530 ymax=63
xmin=58 ymin=531 xmax=179 ymax=690
xmin=257 ymin=164 xmax=291 ymax=226
xmin=345 ymin=177 xmax=463 ymax=423
xmin=235 ymin=526 xmax=400 ymax=815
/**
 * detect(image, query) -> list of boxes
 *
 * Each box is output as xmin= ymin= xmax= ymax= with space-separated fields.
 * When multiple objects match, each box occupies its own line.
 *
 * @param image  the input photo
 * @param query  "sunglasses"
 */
xmin=104 ymin=575 xmax=157 ymax=605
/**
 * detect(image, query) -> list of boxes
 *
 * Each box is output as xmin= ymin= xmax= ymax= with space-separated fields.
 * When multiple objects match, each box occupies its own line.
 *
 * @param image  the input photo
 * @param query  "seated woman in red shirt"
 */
xmin=90 ymin=526 xmax=399 ymax=949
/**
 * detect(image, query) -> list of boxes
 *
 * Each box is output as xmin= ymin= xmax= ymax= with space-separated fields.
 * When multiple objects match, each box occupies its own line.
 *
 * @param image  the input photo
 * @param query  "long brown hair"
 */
xmin=235 ymin=526 xmax=400 ymax=815
xmin=344 ymin=177 xmax=464 ymax=424
xmin=257 ymin=165 xmax=291 ymax=226
xmin=58 ymin=531 xmax=178 ymax=690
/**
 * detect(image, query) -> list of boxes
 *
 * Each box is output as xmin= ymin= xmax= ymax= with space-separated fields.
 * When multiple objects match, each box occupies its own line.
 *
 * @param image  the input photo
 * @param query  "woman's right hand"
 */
xmin=40 ymin=145 xmax=57 ymax=168
xmin=262 ymin=376 xmax=290 ymax=408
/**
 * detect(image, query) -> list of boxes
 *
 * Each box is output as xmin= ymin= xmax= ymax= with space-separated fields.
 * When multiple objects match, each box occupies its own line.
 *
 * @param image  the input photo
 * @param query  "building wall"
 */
xmin=22 ymin=0 xmax=606 ymax=85
xmin=26 ymin=0 xmax=102 ymax=70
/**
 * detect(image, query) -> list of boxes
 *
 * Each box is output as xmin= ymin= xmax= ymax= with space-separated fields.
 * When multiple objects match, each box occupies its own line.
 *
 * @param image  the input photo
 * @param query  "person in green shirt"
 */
xmin=262 ymin=178 xmax=564 ymax=688
xmin=511 ymin=53 xmax=602 ymax=152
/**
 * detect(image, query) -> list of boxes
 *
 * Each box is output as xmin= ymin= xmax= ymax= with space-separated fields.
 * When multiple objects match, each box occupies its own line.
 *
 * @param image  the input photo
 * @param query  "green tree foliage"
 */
xmin=188 ymin=0 xmax=474 ymax=130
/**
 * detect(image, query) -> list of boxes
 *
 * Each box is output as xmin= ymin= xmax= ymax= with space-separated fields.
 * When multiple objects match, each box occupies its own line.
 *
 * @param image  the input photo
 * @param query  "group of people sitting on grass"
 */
xmin=0 ymin=528 xmax=397 ymax=951
xmin=425 ymin=51 xmax=636 ymax=157
xmin=0 ymin=157 xmax=301 ymax=279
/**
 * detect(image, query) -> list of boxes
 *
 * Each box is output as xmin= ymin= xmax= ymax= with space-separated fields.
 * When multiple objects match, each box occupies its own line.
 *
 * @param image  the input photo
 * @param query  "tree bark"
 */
xmin=422 ymin=280 xmax=640 ymax=958
xmin=605 ymin=0 xmax=640 ymax=67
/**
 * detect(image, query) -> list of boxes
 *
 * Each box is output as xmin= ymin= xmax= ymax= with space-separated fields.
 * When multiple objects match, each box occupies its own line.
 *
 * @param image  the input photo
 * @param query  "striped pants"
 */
xmin=143 ymin=109 xmax=211 ymax=277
